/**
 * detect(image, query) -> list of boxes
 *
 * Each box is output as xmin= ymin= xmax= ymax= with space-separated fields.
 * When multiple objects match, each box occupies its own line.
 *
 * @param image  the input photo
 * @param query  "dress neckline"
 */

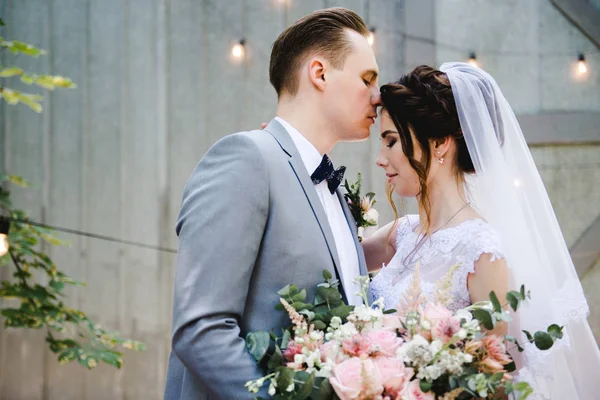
xmin=406 ymin=215 xmax=487 ymax=238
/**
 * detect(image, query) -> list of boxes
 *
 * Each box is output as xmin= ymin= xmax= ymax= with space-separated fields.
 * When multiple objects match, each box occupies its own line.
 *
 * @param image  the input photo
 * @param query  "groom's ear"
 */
xmin=308 ymin=58 xmax=327 ymax=91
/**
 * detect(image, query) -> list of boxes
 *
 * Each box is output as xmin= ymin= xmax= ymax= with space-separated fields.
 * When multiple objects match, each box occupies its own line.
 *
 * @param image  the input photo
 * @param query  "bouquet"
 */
xmin=343 ymin=173 xmax=378 ymax=241
xmin=245 ymin=266 xmax=563 ymax=400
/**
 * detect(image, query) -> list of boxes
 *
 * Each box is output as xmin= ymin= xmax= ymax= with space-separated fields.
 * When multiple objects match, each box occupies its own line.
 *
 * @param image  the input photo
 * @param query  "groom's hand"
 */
xmin=261 ymin=122 xmax=267 ymax=129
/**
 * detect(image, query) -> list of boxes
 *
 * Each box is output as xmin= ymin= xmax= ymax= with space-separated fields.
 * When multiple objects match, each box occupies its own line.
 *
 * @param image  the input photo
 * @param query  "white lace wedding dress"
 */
xmin=371 ymin=214 xmax=503 ymax=312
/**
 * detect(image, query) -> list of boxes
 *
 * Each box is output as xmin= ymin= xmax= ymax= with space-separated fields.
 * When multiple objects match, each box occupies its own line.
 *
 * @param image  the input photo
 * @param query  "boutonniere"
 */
xmin=343 ymin=173 xmax=379 ymax=241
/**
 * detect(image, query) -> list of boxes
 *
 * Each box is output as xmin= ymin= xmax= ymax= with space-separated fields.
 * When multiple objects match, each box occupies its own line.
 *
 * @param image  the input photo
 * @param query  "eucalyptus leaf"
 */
xmin=246 ymin=331 xmax=270 ymax=362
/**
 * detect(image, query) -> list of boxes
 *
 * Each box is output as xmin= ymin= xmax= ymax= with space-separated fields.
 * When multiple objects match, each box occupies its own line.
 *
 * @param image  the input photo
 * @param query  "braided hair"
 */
xmin=380 ymin=65 xmax=474 ymax=232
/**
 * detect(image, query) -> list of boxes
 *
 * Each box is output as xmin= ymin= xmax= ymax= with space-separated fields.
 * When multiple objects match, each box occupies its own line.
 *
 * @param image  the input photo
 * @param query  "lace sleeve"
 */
xmin=464 ymin=221 xmax=505 ymax=271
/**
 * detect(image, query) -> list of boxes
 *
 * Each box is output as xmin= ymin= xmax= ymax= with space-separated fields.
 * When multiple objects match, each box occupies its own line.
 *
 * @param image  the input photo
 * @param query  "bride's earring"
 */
xmin=438 ymin=157 xmax=444 ymax=164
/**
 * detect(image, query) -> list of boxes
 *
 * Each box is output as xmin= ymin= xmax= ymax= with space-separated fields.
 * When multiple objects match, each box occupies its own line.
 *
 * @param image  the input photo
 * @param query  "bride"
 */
xmin=363 ymin=63 xmax=600 ymax=399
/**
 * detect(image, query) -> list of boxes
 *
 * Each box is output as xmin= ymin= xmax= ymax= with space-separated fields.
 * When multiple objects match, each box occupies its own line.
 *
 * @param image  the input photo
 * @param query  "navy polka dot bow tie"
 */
xmin=310 ymin=154 xmax=346 ymax=194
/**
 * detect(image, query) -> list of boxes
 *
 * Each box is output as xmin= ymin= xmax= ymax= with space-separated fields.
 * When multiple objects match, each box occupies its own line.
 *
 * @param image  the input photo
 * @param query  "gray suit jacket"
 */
xmin=164 ymin=119 xmax=370 ymax=400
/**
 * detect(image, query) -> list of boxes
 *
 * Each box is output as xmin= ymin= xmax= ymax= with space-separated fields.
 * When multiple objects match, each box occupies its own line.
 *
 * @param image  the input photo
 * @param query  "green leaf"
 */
xmin=523 ymin=330 xmax=533 ymax=342
xmin=505 ymin=335 xmax=524 ymax=352
xmin=291 ymin=289 xmax=307 ymax=303
xmin=0 ymin=67 xmax=23 ymax=77
xmin=277 ymin=285 xmax=292 ymax=297
xmin=491 ymin=372 xmax=504 ymax=383
xmin=489 ymin=291 xmax=502 ymax=313
xmin=533 ymin=331 xmax=554 ymax=350
xmin=506 ymin=291 xmax=520 ymax=312
xmin=548 ymin=324 xmax=563 ymax=340
xmin=473 ymin=309 xmax=494 ymax=330
xmin=520 ymin=285 xmax=526 ymax=299
xmin=322 ymin=270 xmax=332 ymax=281
xmin=291 ymin=302 xmax=313 ymax=312
xmin=419 ymin=380 xmax=432 ymax=392
xmin=276 ymin=367 xmax=295 ymax=393
xmin=2 ymin=175 xmax=30 ymax=187
xmin=0 ymin=18 xmax=5 ymax=26
xmin=383 ymin=308 xmax=397 ymax=314
xmin=98 ymin=350 xmax=124 ymax=368
xmin=58 ymin=348 xmax=79 ymax=365
xmin=246 ymin=331 xmax=271 ymax=362
xmin=297 ymin=371 xmax=315 ymax=400
xmin=513 ymin=381 xmax=534 ymax=400
xmin=329 ymin=304 xmax=354 ymax=321
xmin=268 ymin=346 xmax=283 ymax=370
xmin=281 ymin=330 xmax=291 ymax=349
xmin=312 ymin=320 xmax=326 ymax=331
xmin=317 ymin=378 xmax=335 ymax=400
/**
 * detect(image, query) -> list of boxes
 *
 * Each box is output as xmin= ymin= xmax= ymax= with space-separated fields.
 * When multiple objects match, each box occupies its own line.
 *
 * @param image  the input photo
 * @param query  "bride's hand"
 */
xmin=261 ymin=122 xmax=267 ymax=129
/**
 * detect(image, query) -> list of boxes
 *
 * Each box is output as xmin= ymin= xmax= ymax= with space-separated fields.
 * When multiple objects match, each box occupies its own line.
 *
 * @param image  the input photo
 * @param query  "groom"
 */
xmin=164 ymin=7 xmax=380 ymax=400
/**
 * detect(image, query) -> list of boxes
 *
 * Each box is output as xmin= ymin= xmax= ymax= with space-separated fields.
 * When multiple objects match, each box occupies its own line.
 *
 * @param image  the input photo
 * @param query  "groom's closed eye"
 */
xmin=362 ymin=70 xmax=378 ymax=86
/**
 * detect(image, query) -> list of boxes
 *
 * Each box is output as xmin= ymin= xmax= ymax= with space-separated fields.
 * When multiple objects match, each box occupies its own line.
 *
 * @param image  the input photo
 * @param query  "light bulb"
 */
xmin=577 ymin=54 xmax=587 ymax=75
xmin=0 ymin=233 xmax=8 ymax=257
xmin=232 ymin=40 xmax=245 ymax=59
xmin=367 ymin=28 xmax=376 ymax=47
xmin=468 ymin=52 xmax=478 ymax=68
xmin=513 ymin=179 xmax=522 ymax=188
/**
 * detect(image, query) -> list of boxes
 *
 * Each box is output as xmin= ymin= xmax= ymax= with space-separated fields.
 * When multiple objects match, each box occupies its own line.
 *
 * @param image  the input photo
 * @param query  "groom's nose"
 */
xmin=371 ymin=90 xmax=382 ymax=107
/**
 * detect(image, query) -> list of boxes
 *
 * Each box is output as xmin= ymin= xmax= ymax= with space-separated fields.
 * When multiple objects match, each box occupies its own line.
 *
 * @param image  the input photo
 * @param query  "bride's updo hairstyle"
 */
xmin=380 ymin=65 xmax=474 ymax=231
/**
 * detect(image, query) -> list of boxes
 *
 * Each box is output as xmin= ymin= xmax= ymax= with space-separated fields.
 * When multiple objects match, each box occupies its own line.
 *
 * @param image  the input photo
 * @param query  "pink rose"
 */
xmin=382 ymin=315 xmax=405 ymax=333
xmin=320 ymin=341 xmax=345 ymax=363
xmin=431 ymin=317 xmax=461 ymax=343
xmin=330 ymin=358 xmax=384 ymax=400
xmin=404 ymin=379 xmax=435 ymax=400
xmin=423 ymin=303 xmax=452 ymax=321
xmin=374 ymin=357 xmax=413 ymax=398
xmin=283 ymin=340 xmax=303 ymax=362
xmin=342 ymin=334 xmax=372 ymax=358
xmin=365 ymin=330 xmax=403 ymax=357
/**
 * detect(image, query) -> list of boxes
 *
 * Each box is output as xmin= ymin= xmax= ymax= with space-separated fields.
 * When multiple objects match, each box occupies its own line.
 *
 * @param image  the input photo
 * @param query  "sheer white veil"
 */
xmin=440 ymin=62 xmax=600 ymax=399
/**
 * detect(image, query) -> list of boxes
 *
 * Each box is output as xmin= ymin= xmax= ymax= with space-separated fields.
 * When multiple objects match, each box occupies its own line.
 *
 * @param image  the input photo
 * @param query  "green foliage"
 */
xmin=0 ymin=19 xmax=76 ymax=112
xmin=0 ymin=175 xmax=145 ymax=369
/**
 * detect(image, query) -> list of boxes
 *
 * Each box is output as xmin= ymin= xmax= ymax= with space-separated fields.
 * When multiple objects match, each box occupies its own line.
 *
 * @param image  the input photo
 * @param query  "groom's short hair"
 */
xmin=269 ymin=7 xmax=369 ymax=97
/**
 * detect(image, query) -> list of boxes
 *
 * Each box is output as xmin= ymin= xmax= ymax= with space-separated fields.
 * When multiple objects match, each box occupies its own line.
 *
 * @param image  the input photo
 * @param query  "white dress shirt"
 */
xmin=275 ymin=117 xmax=362 ymax=305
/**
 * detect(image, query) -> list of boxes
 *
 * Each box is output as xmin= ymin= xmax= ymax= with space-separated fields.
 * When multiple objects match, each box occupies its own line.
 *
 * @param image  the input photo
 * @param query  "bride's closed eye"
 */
xmin=386 ymin=139 xmax=396 ymax=148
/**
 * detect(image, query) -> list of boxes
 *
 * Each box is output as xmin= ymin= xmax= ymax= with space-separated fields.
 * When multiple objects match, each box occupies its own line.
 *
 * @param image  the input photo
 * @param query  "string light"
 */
xmin=367 ymin=27 xmax=376 ymax=47
xmin=468 ymin=52 xmax=478 ymax=68
xmin=0 ymin=217 xmax=9 ymax=257
xmin=1 ymin=217 xmax=177 ymax=254
xmin=577 ymin=54 xmax=587 ymax=75
xmin=232 ymin=39 xmax=246 ymax=59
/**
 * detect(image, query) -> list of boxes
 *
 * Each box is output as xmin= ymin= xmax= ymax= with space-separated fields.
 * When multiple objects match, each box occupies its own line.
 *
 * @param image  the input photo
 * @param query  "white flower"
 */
xmin=268 ymin=383 xmax=276 ymax=396
xmin=286 ymin=383 xmax=295 ymax=392
xmin=364 ymin=208 xmax=379 ymax=225
xmin=310 ymin=331 xmax=323 ymax=341
xmin=421 ymin=320 xmax=432 ymax=330
xmin=457 ymin=329 xmax=467 ymax=340
xmin=330 ymin=316 xmax=343 ymax=329
xmin=455 ymin=309 xmax=473 ymax=323
xmin=294 ymin=354 xmax=304 ymax=364
xmin=417 ymin=364 xmax=443 ymax=381
xmin=429 ymin=340 xmax=443 ymax=355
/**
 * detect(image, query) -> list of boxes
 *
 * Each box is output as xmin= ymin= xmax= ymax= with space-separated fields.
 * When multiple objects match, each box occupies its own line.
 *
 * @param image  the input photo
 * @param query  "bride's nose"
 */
xmin=376 ymin=152 xmax=388 ymax=168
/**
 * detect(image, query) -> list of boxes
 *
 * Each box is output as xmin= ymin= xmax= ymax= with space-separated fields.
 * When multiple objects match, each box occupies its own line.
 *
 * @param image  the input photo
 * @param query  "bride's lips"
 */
xmin=386 ymin=173 xmax=397 ymax=183
xmin=368 ymin=115 xmax=376 ymax=124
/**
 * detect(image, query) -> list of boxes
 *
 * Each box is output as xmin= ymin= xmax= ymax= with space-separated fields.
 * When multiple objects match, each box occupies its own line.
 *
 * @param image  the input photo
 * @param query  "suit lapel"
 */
xmin=336 ymin=189 xmax=373 ymax=304
xmin=264 ymin=119 xmax=345 ymax=298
